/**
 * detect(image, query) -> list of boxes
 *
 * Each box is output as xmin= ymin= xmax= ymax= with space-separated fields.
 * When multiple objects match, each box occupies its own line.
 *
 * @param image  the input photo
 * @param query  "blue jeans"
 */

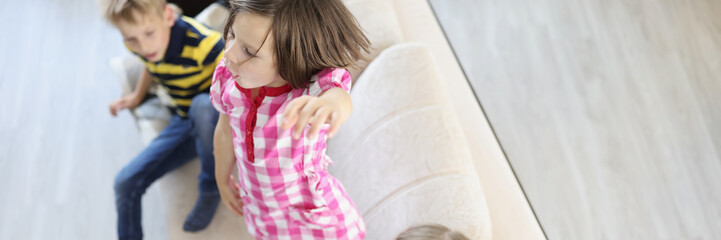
xmin=114 ymin=93 xmax=219 ymax=240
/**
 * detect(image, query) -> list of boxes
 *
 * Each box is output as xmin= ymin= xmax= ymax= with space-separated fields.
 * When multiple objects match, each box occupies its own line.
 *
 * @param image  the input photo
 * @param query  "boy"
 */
xmin=100 ymin=0 xmax=224 ymax=239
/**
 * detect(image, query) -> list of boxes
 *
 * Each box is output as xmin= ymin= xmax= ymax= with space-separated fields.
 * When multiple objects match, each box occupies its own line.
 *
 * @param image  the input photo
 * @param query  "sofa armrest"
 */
xmin=388 ymin=1 xmax=546 ymax=239
xmin=328 ymin=43 xmax=492 ymax=240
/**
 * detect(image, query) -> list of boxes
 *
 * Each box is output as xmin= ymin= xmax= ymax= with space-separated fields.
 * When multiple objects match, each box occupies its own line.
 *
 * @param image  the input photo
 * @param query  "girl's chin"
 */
xmin=234 ymin=79 xmax=259 ymax=89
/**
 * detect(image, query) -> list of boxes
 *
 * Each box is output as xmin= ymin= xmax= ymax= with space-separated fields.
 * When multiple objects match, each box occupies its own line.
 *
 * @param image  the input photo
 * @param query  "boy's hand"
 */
xmin=108 ymin=94 xmax=141 ymax=117
xmin=218 ymin=175 xmax=244 ymax=216
xmin=281 ymin=95 xmax=342 ymax=140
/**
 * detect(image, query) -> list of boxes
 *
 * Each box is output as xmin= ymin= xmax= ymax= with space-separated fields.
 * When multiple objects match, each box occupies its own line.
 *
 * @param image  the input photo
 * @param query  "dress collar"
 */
xmin=235 ymin=81 xmax=293 ymax=97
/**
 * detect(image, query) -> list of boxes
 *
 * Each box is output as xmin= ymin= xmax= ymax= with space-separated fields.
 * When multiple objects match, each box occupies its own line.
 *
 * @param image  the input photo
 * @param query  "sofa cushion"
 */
xmin=344 ymin=0 xmax=404 ymax=83
xmin=327 ymin=43 xmax=492 ymax=239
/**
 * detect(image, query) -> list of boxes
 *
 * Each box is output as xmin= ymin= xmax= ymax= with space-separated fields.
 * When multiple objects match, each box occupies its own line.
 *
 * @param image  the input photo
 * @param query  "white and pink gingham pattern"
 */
xmin=210 ymin=59 xmax=365 ymax=239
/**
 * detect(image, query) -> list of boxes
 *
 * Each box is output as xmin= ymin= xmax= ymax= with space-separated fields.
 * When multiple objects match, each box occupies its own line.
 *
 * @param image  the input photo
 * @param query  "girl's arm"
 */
xmin=214 ymin=113 xmax=244 ymax=216
xmin=281 ymin=88 xmax=352 ymax=140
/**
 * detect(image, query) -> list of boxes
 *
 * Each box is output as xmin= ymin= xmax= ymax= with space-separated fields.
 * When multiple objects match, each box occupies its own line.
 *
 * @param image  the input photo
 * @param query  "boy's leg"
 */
xmin=188 ymin=93 xmax=220 ymax=194
xmin=114 ymin=115 xmax=197 ymax=240
xmin=182 ymin=93 xmax=221 ymax=231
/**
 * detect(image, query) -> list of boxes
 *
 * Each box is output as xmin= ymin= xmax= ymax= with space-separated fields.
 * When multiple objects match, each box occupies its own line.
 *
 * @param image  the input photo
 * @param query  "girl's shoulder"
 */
xmin=212 ymin=60 xmax=234 ymax=89
xmin=210 ymin=60 xmax=235 ymax=113
xmin=307 ymin=68 xmax=352 ymax=96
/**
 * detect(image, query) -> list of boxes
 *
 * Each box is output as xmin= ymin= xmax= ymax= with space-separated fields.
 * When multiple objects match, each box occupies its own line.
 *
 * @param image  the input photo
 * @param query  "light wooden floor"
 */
xmin=429 ymin=0 xmax=721 ymax=239
xmin=0 ymin=0 xmax=168 ymax=239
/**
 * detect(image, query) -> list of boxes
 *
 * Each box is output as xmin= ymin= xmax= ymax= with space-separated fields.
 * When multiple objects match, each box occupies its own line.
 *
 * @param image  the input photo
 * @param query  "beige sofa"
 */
xmin=109 ymin=1 xmax=545 ymax=239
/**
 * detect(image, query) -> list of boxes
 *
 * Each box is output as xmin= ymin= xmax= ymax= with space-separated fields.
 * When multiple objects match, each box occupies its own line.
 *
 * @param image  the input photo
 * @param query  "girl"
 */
xmin=210 ymin=0 xmax=370 ymax=239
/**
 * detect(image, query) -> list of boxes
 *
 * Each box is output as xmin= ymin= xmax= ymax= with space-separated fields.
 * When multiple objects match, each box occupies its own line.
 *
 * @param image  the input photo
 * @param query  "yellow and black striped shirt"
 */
xmin=133 ymin=16 xmax=224 ymax=117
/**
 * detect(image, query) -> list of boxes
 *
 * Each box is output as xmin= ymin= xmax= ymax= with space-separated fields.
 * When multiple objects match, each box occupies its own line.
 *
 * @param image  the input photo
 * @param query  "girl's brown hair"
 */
xmin=223 ymin=0 xmax=371 ymax=89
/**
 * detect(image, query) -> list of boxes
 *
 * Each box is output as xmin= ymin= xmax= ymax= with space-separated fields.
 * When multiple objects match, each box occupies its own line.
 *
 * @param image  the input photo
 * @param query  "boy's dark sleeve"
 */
xmin=202 ymin=37 xmax=225 ymax=66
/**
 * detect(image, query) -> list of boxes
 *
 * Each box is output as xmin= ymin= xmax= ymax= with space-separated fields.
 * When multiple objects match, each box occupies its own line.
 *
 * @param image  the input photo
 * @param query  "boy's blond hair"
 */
xmin=396 ymin=224 xmax=470 ymax=240
xmin=100 ymin=0 xmax=179 ymax=25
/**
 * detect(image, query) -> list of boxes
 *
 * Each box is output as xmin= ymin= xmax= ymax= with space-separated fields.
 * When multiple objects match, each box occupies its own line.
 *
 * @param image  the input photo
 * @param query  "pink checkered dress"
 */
xmin=210 ymin=59 xmax=365 ymax=239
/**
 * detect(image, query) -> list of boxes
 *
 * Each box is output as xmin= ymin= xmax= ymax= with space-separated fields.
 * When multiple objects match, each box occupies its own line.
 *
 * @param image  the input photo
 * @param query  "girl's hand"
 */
xmin=108 ymin=93 xmax=141 ymax=117
xmin=281 ymin=95 xmax=343 ymax=140
xmin=218 ymin=175 xmax=244 ymax=216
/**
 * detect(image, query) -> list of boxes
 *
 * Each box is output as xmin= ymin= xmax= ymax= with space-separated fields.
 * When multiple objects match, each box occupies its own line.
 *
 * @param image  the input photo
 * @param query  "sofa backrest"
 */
xmin=343 ymin=0 xmax=404 ymax=82
xmin=327 ymin=43 xmax=492 ymax=240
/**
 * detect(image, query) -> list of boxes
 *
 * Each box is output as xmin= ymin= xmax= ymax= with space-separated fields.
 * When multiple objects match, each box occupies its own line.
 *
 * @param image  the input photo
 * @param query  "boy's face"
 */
xmin=115 ymin=6 xmax=175 ymax=63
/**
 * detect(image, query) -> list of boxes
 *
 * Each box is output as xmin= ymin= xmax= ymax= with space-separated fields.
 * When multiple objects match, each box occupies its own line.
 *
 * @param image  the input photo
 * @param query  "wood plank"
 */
xmin=429 ymin=0 xmax=721 ymax=239
xmin=0 ymin=0 xmax=168 ymax=239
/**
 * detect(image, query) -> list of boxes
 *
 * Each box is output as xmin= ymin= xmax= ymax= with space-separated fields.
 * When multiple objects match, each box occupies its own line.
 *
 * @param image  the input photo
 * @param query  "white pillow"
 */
xmin=327 ymin=43 xmax=492 ymax=240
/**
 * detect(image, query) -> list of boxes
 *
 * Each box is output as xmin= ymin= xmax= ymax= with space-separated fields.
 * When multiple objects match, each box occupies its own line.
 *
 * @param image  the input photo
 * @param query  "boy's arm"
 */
xmin=109 ymin=68 xmax=154 ymax=116
xmin=214 ymin=113 xmax=244 ymax=216
xmin=281 ymin=88 xmax=352 ymax=140
xmin=131 ymin=68 xmax=153 ymax=103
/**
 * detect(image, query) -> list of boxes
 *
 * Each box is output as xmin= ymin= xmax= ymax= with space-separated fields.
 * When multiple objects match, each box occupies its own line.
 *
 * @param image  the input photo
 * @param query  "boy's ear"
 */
xmin=164 ymin=4 xmax=175 ymax=27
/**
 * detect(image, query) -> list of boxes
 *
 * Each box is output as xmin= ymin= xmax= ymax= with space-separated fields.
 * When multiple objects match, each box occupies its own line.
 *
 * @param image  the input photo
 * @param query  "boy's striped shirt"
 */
xmin=132 ymin=15 xmax=224 ymax=117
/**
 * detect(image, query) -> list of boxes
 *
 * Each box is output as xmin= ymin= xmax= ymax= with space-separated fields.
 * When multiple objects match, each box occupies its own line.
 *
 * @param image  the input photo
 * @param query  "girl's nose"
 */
xmin=224 ymin=39 xmax=240 ymax=64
